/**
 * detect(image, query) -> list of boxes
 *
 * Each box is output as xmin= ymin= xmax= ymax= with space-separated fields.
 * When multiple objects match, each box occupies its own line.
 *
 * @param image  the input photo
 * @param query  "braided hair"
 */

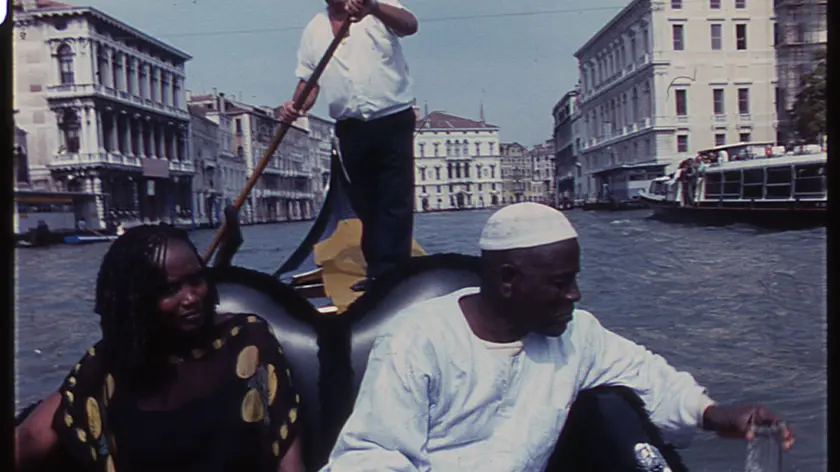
xmin=94 ymin=224 xmax=219 ymax=383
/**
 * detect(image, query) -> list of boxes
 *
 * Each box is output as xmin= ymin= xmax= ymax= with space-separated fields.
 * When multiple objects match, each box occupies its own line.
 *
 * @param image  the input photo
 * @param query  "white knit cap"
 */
xmin=479 ymin=202 xmax=578 ymax=251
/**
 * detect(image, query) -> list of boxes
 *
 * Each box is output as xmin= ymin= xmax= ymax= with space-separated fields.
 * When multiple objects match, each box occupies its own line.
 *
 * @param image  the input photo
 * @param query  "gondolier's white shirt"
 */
xmin=295 ymin=0 xmax=415 ymax=121
xmin=321 ymin=287 xmax=715 ymax=471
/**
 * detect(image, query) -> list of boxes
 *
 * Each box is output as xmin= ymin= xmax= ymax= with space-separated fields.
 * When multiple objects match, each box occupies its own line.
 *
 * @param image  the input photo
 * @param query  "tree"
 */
xmin=789 ymin=49 xmax=826 ymax=144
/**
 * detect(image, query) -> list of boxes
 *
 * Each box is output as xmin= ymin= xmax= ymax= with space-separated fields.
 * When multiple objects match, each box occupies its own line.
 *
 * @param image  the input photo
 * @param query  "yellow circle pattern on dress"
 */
xmin=73 ymin=363 xmax=81 ymax=373
xmin=76 ymin=428 xmax=88 ymax=443
xmin=231 ymin=326 xmax=241 ymax=337
xmin=65 ymin=390 xmax=75 ymax=405
xmin=192 ymin=348 xmax=206 ymax=359
xmin=86 ymin=397 xmax=102 ymax=440
xmin=285 ymin=368 xmax=291 ymax=380
xmin=280 ymin=423 xmax=289 ymax=440
xmin=295 ymin=393 xmax=300 ymax=404
xmin=241 ymin=388 xmax=265 ymax=423
xmin=267 ymin=364 xmax=278 ymax=406
xmin=64 ymin=413 xmax=73 ymax=427
xmin=89 ymin=446 xmax=97 ymax=461
xmin=67 ymin=377 xmax=77 ymax=387
xmin=106 ymin=455 xmax=116 ymax=472
xmin=236 ymin=346 xmax=259 ymax=379
xmin=88 ymin=347 xmax=96 ymax=357
xmin=105 ymin=374 xmax=115 ymax=402
xmin=289 ymin=408 xmax=298 ymax=424
xmin=212 ymin=338 xmax=224 ymax=350
xmin=247 ymin=315 xmax=258 ymax=323
xmin=272 ymin=441 xmax=280 ymax=457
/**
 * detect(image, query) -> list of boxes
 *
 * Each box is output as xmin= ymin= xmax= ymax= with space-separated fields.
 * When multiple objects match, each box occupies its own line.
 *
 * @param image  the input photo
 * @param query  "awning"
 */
xmin=591 ymin=161 xmax=669 ymax=177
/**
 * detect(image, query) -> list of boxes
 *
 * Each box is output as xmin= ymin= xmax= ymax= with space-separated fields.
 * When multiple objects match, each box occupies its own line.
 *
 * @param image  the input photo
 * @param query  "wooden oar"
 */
xmin=202 ymin=18 xmax=353 ymax=264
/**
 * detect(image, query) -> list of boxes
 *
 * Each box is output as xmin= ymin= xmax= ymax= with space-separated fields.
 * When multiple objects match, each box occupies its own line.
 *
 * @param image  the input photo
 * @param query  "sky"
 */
xmin=80 ymin=0 xmax=629 ymax=147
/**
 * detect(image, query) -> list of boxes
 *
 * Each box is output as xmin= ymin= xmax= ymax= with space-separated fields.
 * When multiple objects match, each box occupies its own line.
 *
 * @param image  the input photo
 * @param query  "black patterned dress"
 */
xmin=49 ymin=313 xmax=301 ymax=472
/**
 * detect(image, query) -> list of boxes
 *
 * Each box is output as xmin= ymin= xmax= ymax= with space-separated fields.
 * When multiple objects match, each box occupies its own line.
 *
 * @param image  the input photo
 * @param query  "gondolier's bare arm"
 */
xmin=293 ymin=80 xmax=319 ymax=113
xmin=373 ymin=1 xmax=418 ymax=37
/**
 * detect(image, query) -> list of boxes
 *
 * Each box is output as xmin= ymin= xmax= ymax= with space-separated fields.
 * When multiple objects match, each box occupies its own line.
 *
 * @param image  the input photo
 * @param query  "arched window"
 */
xmin=237 ymin=146 xmax=245 ymax=159
xmin=57 ymin=44 xmax=75 ymax=85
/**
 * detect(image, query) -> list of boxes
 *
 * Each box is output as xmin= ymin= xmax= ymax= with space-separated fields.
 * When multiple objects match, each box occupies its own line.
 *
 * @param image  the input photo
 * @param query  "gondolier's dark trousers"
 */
xmin=335 ymin=108 xmax=416 ymax=279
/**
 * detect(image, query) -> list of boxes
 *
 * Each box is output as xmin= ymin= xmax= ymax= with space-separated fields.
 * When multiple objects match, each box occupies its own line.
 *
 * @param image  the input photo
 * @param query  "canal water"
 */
xmin=14 ymin=209 xmax=826 ymax=471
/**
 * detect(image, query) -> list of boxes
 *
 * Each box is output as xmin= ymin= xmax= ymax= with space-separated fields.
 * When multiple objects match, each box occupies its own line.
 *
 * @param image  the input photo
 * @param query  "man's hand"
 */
xmin=278 ymin=100 xmax=304 ymax=124
xmin=703 ymin=404 xmax=795 ymax=451
xmin=345 ymin=0 xmax=376 ymax=22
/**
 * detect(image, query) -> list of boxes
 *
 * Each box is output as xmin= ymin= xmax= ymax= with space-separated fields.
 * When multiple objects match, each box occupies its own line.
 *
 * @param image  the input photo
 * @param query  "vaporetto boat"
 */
xmin=639 ymin=142 xmax=827 ymax=228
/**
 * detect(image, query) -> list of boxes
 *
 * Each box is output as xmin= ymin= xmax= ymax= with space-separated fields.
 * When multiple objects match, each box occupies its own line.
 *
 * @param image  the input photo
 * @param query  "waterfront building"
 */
xmin=298 ymin=114 xmax=335 ymax=211
xmin=552 ymin=89 xmax=582 ymax=203
xmin=528 ymin=140 xmax=555 ymax=204
xmin=413 ymin=111 xmax=504 ymax=212
xmin=185 ymin=91 xmax=247 ymax=225
xmin=773 ymin=0 xmax=827 ymax=145
xmin=574 ymin=0 xmax=777 ymax=201
xmin=188 ymin=93 xmax=320 ymax=224
xmin=188 ymin=105 xmax=221 ymax=227
xmin=500 ymin=142 xmax=530 ymax=204
xmin=13 ymin=0 xmax=195 ymax=228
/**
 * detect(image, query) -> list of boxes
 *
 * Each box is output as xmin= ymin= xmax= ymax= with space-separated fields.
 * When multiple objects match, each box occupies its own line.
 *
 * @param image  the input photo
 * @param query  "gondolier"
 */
xmin=277 ymin=0 xmax=419 ymax=292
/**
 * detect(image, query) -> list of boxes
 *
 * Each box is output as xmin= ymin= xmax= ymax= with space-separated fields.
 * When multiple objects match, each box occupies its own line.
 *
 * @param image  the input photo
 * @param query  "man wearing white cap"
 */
xmin=321 ymin=203 xmax=794 ymax=471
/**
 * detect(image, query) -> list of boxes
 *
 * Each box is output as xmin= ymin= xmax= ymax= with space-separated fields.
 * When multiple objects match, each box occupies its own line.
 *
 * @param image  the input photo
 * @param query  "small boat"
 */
xmin=639 ymin=142 xmax=827 ymax=228
xmin=17 ymin=147 xmax=689 ymax=472
xmin=62 ymin=234 xmax=118 ymax=245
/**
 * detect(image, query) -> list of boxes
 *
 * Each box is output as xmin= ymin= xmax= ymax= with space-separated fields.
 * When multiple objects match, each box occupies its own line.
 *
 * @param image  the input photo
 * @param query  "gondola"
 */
xmin=15 ymin=147 xmax=688 ymax=472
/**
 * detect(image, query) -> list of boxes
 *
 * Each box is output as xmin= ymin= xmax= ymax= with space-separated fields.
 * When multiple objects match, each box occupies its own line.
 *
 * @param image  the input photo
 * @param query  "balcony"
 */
xmin=47 ymin=152 xmax=141 ymax=170
xmin=45 ymin=83 xmax=189 ymax=120
xmin=579 ymin=118 xmax=652 ymax=152
xmin=47 ymin=152 xmax=195 ymax=174
xmin=257 ymin=189 xmax=316 ymax=200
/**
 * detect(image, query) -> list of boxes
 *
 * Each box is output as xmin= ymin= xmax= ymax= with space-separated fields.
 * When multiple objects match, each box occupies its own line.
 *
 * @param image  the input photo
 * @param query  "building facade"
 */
xmin=414 ymin=111 xmax=504 ymax=212
xmin=500 ymin=142 xmax=530 ymax=204
xmin=187 ymin=94 xmax=321 ymax=224
xmin=574 ymin=0 xmax=777 ymax=201
xmin=13 ymin=0 xmax=194 ymax=228
xmin=553 ymin=90 xmax=581 ymax=203
xmin=773 ymin=0 xmax=827 ymax=145
xmin=186 ymin=91 xmax=248 ymax=225
xmin=189 ymin=106 xmax=222 ymax=226
xmin=299 ymin=114 xmax=335 ymax=211
xmin=527 ymin=140 xmax=555 ymax=204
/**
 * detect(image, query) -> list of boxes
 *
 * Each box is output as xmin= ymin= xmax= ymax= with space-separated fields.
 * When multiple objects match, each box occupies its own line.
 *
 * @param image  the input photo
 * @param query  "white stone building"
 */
xmin=13 ymin=0 xmax=195 ymax=227
xmin=574 ymin=0 xmax=777 ymax=202
xmin=414 ymin=111 xmax=504 ymax=212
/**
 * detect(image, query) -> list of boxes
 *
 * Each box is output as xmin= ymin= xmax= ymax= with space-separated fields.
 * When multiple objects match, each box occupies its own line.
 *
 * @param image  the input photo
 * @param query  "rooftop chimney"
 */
xmin=219 ymin=92 xmax=226 ymax=113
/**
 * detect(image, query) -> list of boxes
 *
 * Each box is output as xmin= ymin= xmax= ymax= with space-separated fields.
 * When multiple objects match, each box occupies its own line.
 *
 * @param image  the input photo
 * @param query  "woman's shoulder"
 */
xmin=213 ymin=312 xmax=281 ymax=351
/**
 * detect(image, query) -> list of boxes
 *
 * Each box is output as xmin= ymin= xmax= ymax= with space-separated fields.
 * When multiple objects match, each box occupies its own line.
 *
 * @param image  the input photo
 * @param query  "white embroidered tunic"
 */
xmin=321 ymin=287 xmax=714 ymax=471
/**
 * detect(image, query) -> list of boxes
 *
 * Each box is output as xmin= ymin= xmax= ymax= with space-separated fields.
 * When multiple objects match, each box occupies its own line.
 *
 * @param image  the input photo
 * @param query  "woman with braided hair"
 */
xmin=15 ymin=225 xmax=304 ymax=472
